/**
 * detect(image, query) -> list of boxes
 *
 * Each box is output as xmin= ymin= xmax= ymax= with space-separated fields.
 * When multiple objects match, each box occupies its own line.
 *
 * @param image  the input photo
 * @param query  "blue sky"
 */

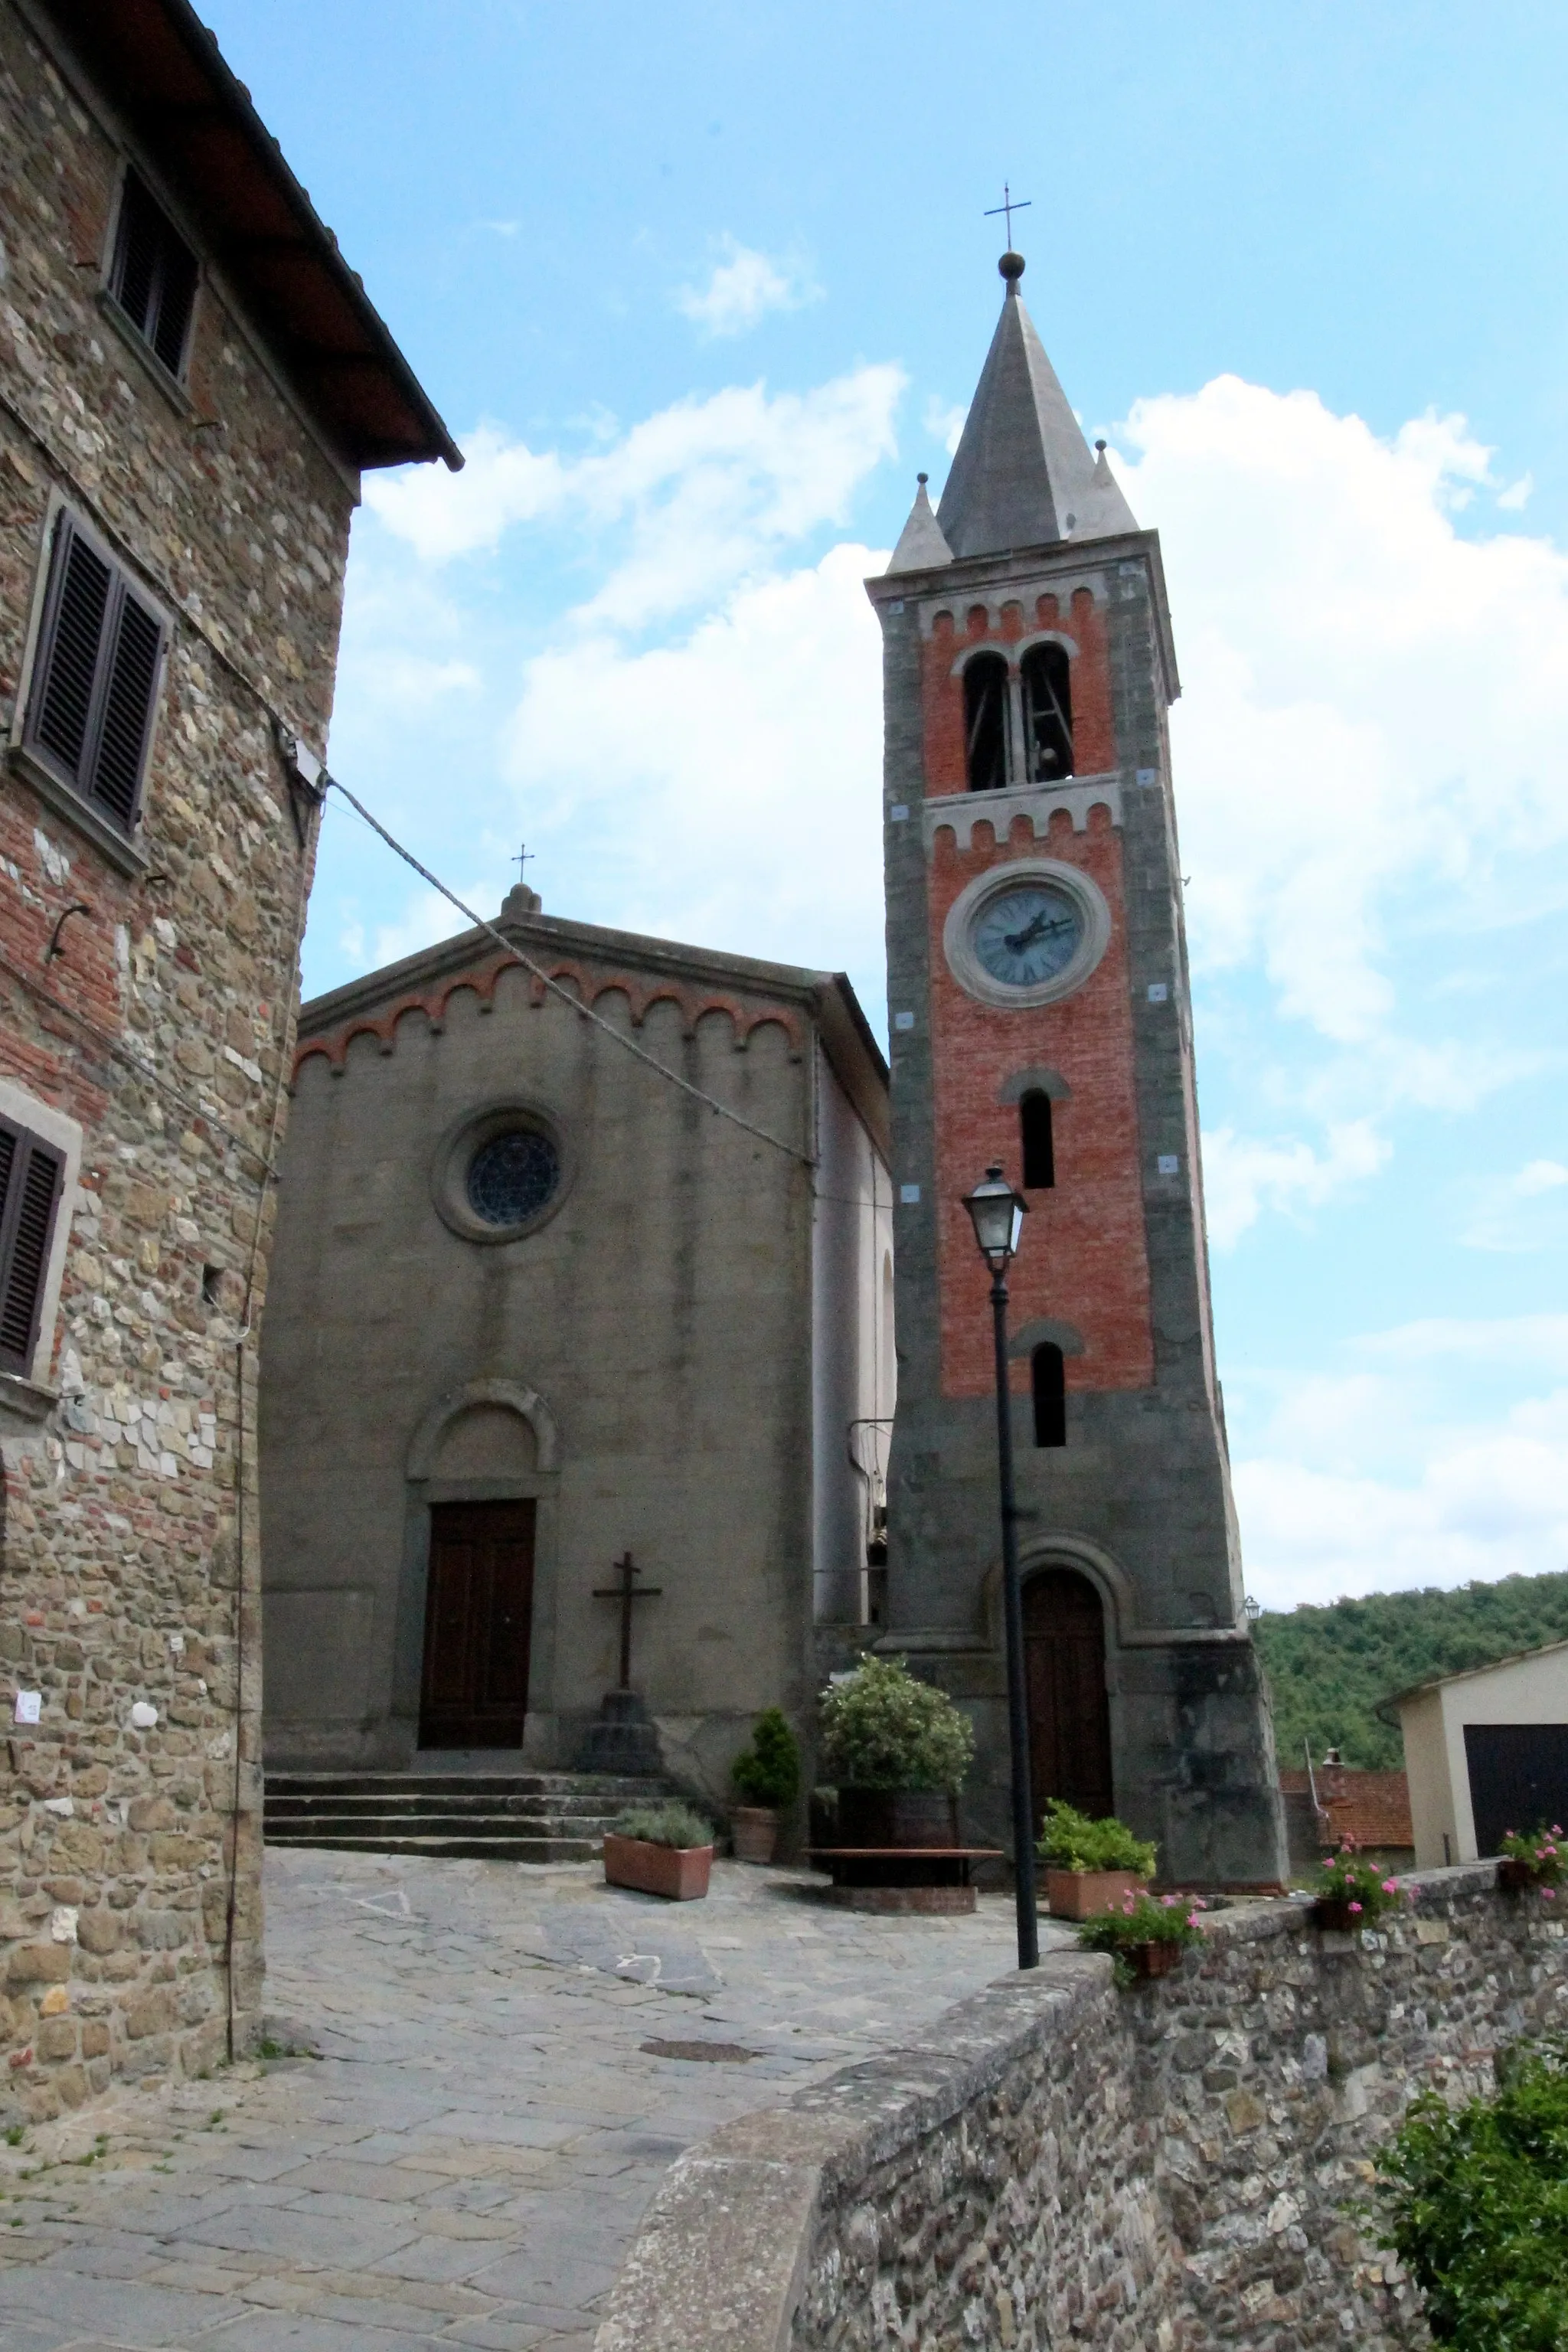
xmin=202 ymin=1 xmax=1568 ymax=1610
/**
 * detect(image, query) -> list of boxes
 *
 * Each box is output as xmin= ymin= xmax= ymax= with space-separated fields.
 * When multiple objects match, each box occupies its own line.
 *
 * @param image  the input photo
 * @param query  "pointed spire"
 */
xmin=936 ymin=253 xmax=1137 ymax=560
xmin=887 ymin=472 xmax=952 ymax=573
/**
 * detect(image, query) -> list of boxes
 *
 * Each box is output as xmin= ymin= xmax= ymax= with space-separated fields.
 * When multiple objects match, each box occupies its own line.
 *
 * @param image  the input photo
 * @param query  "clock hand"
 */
xmin=1002 ymin=912 xmax=1075 ymax=953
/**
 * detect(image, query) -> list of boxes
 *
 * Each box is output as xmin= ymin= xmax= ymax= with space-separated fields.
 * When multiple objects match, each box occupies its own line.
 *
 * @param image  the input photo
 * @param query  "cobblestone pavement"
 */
xmin=0 ymin=1847 xmax=1067 ymax=2350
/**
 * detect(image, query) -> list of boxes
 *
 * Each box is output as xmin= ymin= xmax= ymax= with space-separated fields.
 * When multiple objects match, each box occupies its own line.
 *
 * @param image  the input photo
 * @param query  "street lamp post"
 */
xmin=962 ymin=1163 xmax=1039 ymax=1971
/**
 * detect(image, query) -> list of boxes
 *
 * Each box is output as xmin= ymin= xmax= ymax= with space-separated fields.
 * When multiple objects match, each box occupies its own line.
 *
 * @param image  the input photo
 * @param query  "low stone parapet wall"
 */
xmin=594 ymin=1865 xmax=1567 ymax=2350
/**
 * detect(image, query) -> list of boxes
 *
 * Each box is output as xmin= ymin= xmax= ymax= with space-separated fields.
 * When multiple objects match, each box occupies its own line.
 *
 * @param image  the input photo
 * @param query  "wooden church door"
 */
xmin=1023 ymin=1568 xmax=1113 ymax=1828
xmin=419 ymin=1500 xmax=536 ymax=1748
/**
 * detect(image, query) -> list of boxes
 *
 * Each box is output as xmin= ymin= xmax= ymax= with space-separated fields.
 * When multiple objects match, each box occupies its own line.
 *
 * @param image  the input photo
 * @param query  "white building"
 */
xmin=1393 ymin=1641 xmax=1568 ymax=1868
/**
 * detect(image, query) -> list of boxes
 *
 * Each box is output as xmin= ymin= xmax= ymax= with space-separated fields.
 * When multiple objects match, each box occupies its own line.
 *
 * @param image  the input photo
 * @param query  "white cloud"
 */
xmin=675 ymin=237 xmax=819 ymax=338
xmin=1200 ymin=1119 xmax=1389 ymax=1246
xmin=1117 ymin=380 xmax=1568 ymax=1048
xmin=364 ymin=425 xmax=566 ymax=564
xmin=1354 ymin=1312 xmax=1568 ymax=1372
xmin=1498 ymin=471 xmax=1535 ymax=511
xmin=923 ymin=397 xmax=968 ymax=455
xmin=1460 ymin=1161 xmax=1568 ymax=1253
xmin=504 ymin=542 xmax=886 ymax=972
xmin=362 ymin=367 xmax=903 ymax=632
xmin=1233 ymin=1315 xmax=1568 ymax=1607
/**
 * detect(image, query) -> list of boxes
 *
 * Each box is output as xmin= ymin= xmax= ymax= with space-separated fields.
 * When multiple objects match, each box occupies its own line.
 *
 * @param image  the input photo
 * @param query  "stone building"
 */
xmin=0 ymin=0 xmax=454 ymax=2115
xmin=870 ymin=252 xmax=1287 ymax=1886
xmin=259 ymin=891 xmax=892 ymax=1805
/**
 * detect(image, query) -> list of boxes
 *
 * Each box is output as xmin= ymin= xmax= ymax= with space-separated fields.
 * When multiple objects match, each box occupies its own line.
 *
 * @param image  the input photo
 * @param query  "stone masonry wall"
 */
xmin=596 ymin=1867 xmax=1568 ymax=2351
xmin=0 ymin=2 xmax=354 ymax=2117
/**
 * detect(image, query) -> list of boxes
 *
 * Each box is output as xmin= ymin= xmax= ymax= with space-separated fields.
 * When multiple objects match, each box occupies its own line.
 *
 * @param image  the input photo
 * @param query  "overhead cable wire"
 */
xmin=325 ymin=775 xmax=815 ymax=1168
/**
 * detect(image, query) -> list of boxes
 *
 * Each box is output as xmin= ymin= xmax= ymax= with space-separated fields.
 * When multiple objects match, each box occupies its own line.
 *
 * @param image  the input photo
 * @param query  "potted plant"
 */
xmin=818 ymin=1655 xmax=974 ymax=1849
xmin=1310 ymin=1838 xmax=1403 ymax=1931
xmin=729 ymin=1707 xmax=801 ymax=1864
xmin=1497 ymin=1824 xmax=1565 ymax=1897
xmin=603 ymin=1802 xmax=714 ymax=1901
xmin=1037 ymin=1799 xmax=1158 ymax=1919
xmin=1076 ymin=1890 xmax=1207 ymax=1983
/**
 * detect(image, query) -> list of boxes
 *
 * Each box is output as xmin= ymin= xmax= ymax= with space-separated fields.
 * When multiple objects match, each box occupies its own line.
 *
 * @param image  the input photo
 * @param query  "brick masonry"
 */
xmin=869 ymin=516 xmax=1285 ymax=1887
xmin=595 ymin=1866 xmax=1568 ymax=2351
xmin=0 ymin=3 xmax=354 ymax=2116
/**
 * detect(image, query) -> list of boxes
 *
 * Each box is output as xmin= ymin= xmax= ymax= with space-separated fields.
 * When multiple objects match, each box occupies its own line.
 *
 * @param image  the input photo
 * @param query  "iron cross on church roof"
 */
xmin=985 ymin=183 xmax=1032 ymax=248
xmin=593 ymin=1551 xmax=662 ymax=1693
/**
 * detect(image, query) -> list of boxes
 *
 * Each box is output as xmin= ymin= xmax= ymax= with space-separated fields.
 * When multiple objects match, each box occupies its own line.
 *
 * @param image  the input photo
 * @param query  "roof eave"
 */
xmin=29 ymin=0 xmax=462 ymax=474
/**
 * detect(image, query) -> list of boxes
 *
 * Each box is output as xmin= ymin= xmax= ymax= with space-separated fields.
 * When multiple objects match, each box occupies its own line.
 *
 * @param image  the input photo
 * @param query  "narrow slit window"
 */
xmin=963 ymin=652 xmax=1009 ymax=792
xmin=108 ymin=171 xmax=198 ymax=380
xmin=1021 ymin=642 xmax=1073 ymax=781
xmin=0 ymin=1116 xmax=66 ymax=1380
xmin=1021 ymin=1090 xmax=1054 ymax=1189
xmin=1031 ymin=1343 xmax=1067 ymax=1449
xmin=24 ymin=512 xmax=166 ymax=834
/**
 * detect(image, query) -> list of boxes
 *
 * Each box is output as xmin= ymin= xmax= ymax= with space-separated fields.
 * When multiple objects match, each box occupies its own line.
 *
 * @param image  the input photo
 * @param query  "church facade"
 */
xmin=871 ymin=253 xmax=1286 ymax=1886
xmin=258 ymin=890 xmax=891 ymax=1806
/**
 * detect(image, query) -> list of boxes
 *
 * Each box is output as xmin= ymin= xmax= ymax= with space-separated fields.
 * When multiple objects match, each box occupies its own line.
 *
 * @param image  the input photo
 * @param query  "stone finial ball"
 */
xmin=999 ymin=250 xmax=1026 ymax=282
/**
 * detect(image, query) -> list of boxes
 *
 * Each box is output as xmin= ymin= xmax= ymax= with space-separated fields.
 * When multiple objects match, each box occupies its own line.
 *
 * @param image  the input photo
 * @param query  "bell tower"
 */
xmin=867 ymin=251 xmax=1285 ymax=1887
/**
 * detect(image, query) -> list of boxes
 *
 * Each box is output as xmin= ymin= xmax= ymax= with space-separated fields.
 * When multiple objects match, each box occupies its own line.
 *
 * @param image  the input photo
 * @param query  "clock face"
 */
xmin=969 ymin=883 xmax=1085 ymax=991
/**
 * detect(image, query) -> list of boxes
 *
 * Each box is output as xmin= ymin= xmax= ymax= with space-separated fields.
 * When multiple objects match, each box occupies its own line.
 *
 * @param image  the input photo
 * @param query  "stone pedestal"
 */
xmin=575 ymin=1689 xmax=663 ymax=1775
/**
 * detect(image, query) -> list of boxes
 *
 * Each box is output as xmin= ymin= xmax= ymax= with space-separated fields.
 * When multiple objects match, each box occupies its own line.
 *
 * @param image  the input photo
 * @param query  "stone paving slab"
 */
xmin=0 ymin=1847 xmax=1058 ymax=2347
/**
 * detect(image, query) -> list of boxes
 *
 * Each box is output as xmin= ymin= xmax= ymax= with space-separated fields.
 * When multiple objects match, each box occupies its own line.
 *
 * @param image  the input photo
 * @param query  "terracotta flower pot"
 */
xmin=836 ymin=1790 xmax=959 ymax=1847
xmin=1312 ymin=1897 xmax=1361 ymax=1932
xmin=1498 ymin=1859 xmax=1539 ymax=1894
xmin=603 ymin=1834 xmax=713 ymax=1901
xmin=1045 ymin=1867 xmax=1146 ymax=1921
xmin=1129 ymin=1939 xmax=1183 ymax=1978
xmin=731 ymin=1808 xmax=779 ymax=1865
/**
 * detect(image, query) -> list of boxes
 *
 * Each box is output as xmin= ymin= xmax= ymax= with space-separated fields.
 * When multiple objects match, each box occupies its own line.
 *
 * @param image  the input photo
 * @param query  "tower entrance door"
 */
xmin=1023 ymin=1568 xmax=1113 ymax=1828
xmin=419 ymin=1500 xmax=535 ymax=1748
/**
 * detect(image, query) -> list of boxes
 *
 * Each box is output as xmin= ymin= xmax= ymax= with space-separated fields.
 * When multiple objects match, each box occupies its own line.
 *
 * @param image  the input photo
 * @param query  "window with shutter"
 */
xmin=0 ymin=1116 xmax=66 ymax=1380
xmin=108 ymin=171 xmax=198 ymax=381
xmin=24 ymin=512 xmax=166 ymax=835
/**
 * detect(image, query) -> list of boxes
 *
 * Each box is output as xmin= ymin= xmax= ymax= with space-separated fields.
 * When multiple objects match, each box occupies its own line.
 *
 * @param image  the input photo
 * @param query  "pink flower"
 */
xmin=1553 ymin=1826 xmax=1564 ymax=1838
xmin=1544 ymin=1888 xmax=1557 ymax=1901
xmin=1383 ymin=1880 xmax=1399 ymax=1895
xmin=1348 ymin=1901 xmax=1363 ymax=1914
xmin=1187 ymin=1913 xmax=1202 ymax=1929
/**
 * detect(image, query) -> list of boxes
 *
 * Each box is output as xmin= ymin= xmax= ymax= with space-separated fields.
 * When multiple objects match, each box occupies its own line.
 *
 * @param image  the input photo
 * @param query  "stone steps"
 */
xmin=263 ymin=1770 xmax=673 ymax=1864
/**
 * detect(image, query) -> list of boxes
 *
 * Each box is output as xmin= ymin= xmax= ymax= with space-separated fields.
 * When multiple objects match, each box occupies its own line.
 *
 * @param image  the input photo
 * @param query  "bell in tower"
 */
xmin=866 ymin=247 xmax=1287 ymax=1891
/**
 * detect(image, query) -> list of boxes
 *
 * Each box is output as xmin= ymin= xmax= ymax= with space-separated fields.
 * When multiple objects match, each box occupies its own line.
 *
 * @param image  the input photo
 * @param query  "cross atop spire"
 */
xmin=983 ymin=181 xmax=1031 ymax=251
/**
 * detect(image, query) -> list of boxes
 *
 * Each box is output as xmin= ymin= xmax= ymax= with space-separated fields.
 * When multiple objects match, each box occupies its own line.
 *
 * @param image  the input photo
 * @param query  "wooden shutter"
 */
xmin=32 ymin=525 xmax=112 ymax=782
xmin=93 ymin=588 xmax=163 ymax=825
xmin=109 ymin=172 xmax=198 ymax=380
xmin=0 ymin=1117 xmax=66 ymax=1380
xmin=25 ymin=514 xmax=165 ymax=833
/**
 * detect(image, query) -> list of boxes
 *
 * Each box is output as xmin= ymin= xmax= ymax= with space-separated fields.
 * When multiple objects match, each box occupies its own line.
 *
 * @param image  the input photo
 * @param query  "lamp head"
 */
xmin=962 ymin=1162 xmax=1027 ymax=1270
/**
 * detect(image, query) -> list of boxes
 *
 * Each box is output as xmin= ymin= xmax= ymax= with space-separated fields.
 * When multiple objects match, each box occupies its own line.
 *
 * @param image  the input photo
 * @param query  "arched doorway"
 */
xmin=1023 ymin=1568 xmax=1113 ymax=1828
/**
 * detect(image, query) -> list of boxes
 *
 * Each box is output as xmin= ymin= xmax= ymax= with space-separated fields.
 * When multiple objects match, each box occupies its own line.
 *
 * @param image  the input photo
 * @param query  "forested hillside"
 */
xmin=1255 ymin=1572 xmax=1568 ymax=1771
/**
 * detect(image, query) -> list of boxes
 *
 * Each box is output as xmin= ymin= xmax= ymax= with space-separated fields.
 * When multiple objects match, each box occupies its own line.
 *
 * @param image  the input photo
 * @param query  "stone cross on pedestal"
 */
xmin=592 ymin=1550 xmax=662 ymax=1694
xmin=576 ymin=1552 xmax=665 ymax=1777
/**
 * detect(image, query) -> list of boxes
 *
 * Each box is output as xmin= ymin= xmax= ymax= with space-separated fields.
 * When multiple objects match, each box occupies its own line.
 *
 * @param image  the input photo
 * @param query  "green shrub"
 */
xmin=1374 ymin=2037 xmax=1568 ymax=2347
xmin=610 ymin=1802 xmax=713 ymax=1851
xmin=817 ymin=1656 xmax=973 ymax=1794
xmin=1037 ymin=1800 xmax=1156 ymax=1877
xmin=1312 ymin=1841 xmax=1403 ymax=1922
xmin=731 ymin=1708 xmax=801 ymax=1808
